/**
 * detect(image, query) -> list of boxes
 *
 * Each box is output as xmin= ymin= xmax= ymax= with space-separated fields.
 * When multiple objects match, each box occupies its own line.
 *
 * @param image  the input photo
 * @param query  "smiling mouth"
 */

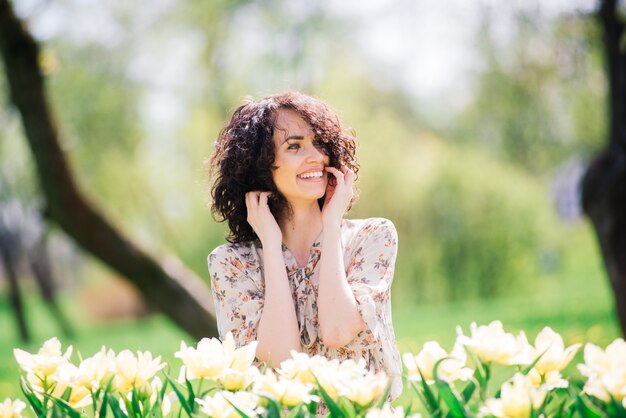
xmin=297 ymin=169 xmax=325 ymax=180
xmin=297 ymin=172 xmax=323 ymax=180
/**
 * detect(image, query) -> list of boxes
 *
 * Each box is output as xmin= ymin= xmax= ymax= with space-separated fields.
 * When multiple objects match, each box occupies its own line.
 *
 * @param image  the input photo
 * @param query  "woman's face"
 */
xmin=271 ymin=108 xmax=330 ymax=205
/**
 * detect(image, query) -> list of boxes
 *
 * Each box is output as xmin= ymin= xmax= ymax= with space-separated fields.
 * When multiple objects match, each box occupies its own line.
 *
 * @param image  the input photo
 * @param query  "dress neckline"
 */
xmin=281 ymin=232 xmax=322 ymax=270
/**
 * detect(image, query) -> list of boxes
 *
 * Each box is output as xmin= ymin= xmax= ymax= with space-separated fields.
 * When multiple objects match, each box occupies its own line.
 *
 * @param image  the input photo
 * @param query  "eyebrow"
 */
xmin=282 ymin=135 xmax=305 ymax=144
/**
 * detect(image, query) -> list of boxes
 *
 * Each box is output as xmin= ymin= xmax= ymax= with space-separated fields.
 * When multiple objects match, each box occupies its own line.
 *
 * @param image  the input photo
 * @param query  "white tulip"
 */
xmin=0 ymin=398 xmax=26 ymax=418
xmin=457 ymin=321 xmax=532 ymax=365
xmin=253 ymin=370 xmax=318 ymax=407
xmin=403 ymin=341 xmax=473 ymax=384
xmin=197 ymin=390 xmax=260 ymax=418
xmin=365 ymin=403 xmax=421 ymax=418
xmin=219 ymin=366 xmax=260 ymax=391
xmin=579 ymin=339 xmax=626 ymax=403
xmin=224 ymin=332 xmax=258 ymax=371
xmin=336 ymin=371 xmax=389 ymax=407
xmin=482 ymin=373 xmax=547 ymax=418
xmin=278 ymin=351 xmax=333 ymax=384
xmin=113 ymin=350 xmax=166 ymax=394
xmin=175 ymin=335 xmax=233 ymax=381
xmin=50 ymin=362 xmax=93 ymax=408
xmin=531 ymin=327 xmax=581 ymax=375
xmin=13 ymin=337 xmax=73 ymax=383
xmin=75 ymin=346 xmax=117 ymax=391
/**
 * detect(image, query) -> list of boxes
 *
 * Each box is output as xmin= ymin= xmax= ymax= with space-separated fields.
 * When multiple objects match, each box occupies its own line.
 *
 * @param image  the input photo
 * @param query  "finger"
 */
xmin=259 ymin=192 xmax=270 ymax=207
xmin=325 ymin=166 xmax=345 ymax=188
xmin=245 ymin=191 xmax=260 ymax=214
xmin=245 ymin=192 xmax=253 ymax=211
xmin=325 ymin=166 xmax=344 ymax=180
xmin=344 ymin=168 xmax=356 ymax=189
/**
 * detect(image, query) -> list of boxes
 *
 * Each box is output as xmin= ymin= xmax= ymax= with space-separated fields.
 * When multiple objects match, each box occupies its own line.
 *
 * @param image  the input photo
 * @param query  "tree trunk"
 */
xmin=581 ymin=0 xmax=626 ymax=336
xmin=0 ymin=0 xmax=218 ymax=340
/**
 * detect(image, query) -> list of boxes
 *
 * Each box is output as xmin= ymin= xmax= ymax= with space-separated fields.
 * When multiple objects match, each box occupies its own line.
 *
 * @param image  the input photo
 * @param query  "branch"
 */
xmin=0 ymin=0 xmax=218 ymax=339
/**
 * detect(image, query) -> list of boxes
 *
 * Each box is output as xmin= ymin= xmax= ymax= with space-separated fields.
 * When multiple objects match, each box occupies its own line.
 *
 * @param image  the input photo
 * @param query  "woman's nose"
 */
xmin=306 ymin=145 xmax=326 ymax=163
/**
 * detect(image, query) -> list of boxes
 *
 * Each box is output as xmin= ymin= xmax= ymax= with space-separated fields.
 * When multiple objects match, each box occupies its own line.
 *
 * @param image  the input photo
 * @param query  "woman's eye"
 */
xmin=287 ymin=143 xmax=300 ymax=150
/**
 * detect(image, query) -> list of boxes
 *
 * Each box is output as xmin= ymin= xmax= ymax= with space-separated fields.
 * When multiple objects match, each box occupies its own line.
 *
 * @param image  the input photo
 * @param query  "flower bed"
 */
xmin=3 ymin=321 xmax=625 ymax=417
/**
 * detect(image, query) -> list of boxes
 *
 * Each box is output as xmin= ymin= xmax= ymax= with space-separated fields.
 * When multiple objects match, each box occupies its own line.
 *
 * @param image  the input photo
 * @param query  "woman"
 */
xmin=208 ymin=91 xmax=402 ymax=398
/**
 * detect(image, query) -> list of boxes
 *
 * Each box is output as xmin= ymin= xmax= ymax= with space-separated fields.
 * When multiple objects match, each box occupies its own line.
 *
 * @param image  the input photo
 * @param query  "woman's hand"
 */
xmin=322 ymin=165 xmax=355 ymax=228
xmin=245 ymin=191 xmax=282 ymax=246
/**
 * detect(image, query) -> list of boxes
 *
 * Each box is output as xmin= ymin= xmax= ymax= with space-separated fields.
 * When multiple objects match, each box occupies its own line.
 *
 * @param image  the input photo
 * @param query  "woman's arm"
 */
xmin=255 ymin=240 xmax=301 ymax=366
xmin=246 ymin=191 xmax=301 ymax=366
xmin=318 ymin=224 xmax=366 ymax=348
xmin=317 ymin=167 xmax=366 ymax=348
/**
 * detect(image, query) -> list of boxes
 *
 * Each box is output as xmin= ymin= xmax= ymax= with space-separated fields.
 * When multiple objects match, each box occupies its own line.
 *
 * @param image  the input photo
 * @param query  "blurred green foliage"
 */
xmin=0 ymin=3 xmax=618 ymax=407
xmin=450 ymin=10 xmax=605 ymax=173
xmin=0 ymin=0 xmax=612 ymax=343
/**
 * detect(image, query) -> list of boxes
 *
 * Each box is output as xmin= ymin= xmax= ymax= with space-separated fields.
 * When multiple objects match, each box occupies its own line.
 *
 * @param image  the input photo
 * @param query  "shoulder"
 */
xmin=207 ymin=241 xmax=257 ymax=274
xmin=343 ymin=218 xmax=398 ymax=249
xmin=343 ymin=217 xmax=397 ymax=239
xmin=209 ymin=241 xmax=256 ymax=257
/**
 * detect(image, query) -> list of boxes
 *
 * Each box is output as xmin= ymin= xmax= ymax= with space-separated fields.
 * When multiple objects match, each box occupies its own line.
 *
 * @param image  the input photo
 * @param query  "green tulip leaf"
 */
xmin=521 ymin=348 xmax=548 ymax=375
xmin=224 ymin=397 xmax=251 ymax=418
xmin=107 ymin=393 xmax=129 ymax=418
xmin=573 ymin=392 xmax=608 ymax=418
xmin=130 ymin=387 xmax=142 ymax=417
xmin=416 ymin=366 xmax=441 ymax=415
xmin=19 ymin=377 xmax=44 ymax=417
xmin=461 ymin=380 xmax=476 ymax=403
xmin=164 ymin=374 xmax=193 ymax=416
xmin=312 ymin=375 xmax=344 ymax=418
xmin=433 ymin=358 xmax=469 ymax=418
xmin=49 ymin=396 xmax=82 ymax=418
xmin=257 ymin=394 xmax=281 ymax=418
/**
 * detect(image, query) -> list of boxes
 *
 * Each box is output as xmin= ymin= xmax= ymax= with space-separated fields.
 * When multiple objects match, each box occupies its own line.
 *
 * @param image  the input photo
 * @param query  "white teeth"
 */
xmin=299 ymin=171 xmax=323 ymax=179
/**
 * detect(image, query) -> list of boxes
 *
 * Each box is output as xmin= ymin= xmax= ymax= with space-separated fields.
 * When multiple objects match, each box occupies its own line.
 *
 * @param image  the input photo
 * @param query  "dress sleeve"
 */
xmin=208 ymin=245 xmax=264 ymax=347
xmin=346 ymin=218 xmax=398 ymax=341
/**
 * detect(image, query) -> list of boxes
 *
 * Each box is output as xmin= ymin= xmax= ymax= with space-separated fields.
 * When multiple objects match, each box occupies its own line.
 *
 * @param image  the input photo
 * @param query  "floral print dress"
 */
xmin=208 ymin=217 xmax=402 ymax=399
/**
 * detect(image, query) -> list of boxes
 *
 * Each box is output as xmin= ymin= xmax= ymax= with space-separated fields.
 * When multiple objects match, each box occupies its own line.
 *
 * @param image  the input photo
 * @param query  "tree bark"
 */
xmin=581 ymin=0 xmax=626 ymax=336
xmin=0 ymin=0 xmax=218 ymax=339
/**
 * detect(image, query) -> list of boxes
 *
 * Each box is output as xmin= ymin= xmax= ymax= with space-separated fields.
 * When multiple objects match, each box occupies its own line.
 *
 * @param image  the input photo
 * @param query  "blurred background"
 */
xmin=0 ymin=0 xmax=620 ymax=403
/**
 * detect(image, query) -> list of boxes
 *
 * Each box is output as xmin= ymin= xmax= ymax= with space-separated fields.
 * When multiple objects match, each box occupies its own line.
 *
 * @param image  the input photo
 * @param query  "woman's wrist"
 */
xmin=260 ymin=236 xmax=282 ymax=251
xmin=322 ymin=215 xmax=343 ymax=230
xmin=321 ymin=222 xmax=342 ymax=243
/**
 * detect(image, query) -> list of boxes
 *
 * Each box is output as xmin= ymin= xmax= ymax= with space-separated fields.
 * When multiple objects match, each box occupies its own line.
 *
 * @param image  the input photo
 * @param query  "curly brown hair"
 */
xmin=209 ymin=91 xmax=359 ymax=243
